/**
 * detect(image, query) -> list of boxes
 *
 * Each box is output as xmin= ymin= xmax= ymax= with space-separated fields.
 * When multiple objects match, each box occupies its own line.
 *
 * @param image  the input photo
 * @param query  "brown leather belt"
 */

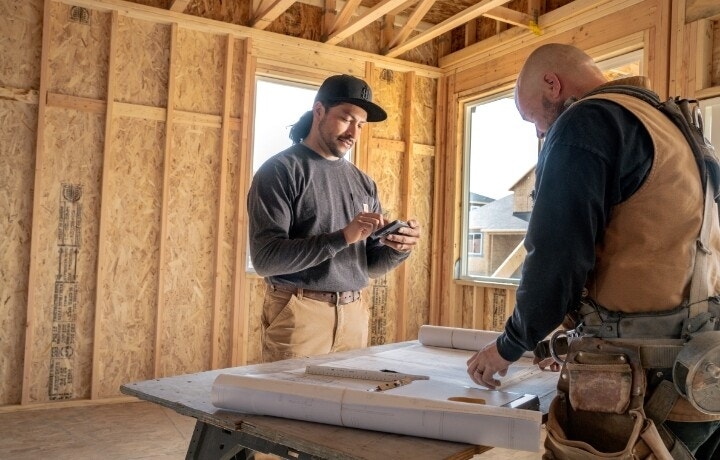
xmin=269 ymin=284 xmax=361 ymax=306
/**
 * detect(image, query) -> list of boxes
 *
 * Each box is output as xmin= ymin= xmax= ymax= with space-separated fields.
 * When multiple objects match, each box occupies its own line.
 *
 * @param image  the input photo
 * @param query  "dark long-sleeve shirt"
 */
xmin=247 ymin=143 xmax=409 ymax=292
xmin=497 ymin=99 xmax=654 ymax=361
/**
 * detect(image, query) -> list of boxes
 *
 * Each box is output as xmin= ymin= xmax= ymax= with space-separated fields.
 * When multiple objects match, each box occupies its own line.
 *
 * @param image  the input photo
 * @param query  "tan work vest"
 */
xmin=583 ymin=93 xmax=720 ymax=421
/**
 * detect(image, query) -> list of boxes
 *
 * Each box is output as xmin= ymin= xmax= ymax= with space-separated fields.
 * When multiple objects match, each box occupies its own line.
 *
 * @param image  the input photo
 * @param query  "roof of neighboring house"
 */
xmin=469 ymin=192 xmax=494 ymax=206
xmin=469 ymin=194 xmax=530 ymax=230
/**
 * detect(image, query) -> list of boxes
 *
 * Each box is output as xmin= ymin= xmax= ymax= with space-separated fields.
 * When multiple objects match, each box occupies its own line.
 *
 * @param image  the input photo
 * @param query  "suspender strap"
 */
xmin=645 ymin=380 xmax=679 ymax=426
xmin=688 ymin=182 xmax=714 ymax=317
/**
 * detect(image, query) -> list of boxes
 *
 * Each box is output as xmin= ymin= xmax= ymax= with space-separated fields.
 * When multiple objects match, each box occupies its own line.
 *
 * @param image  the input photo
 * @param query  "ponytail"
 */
xmin=289 ymin=110 xmax=313 ymax=144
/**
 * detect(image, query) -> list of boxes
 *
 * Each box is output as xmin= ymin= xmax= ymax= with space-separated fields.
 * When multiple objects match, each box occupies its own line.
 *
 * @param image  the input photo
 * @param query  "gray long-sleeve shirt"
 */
xmin=247 ymin=143 xmax=409 ymax=291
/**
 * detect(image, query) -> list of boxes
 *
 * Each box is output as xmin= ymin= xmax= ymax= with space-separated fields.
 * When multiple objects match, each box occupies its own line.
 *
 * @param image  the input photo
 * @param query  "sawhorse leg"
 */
xmin=186 ymin=420 xmax=321 ymax=460
xmin=186 ymin=420 xmax=255 ymax=460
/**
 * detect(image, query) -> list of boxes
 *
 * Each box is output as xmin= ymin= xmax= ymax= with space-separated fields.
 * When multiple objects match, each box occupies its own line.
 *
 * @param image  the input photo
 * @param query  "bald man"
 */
xmin=466 ymin=43 xmax=720 ymax=458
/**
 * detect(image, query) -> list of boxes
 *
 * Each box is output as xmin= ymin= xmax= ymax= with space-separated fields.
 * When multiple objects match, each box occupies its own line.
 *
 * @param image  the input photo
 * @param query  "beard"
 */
xmin=542 ymin=95 xmax=568 ymax=132
xmin=317 ymin=115 xmax=354 ymax=159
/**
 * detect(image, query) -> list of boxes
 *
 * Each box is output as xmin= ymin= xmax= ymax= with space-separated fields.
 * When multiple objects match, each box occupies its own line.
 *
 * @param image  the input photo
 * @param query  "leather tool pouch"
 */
xmin=544 ymin=338 xmax=673 ymax=460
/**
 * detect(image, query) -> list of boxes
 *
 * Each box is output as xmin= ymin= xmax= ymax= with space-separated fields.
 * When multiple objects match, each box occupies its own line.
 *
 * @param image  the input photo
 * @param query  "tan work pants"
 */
xmin=261 ymin=286 xmax=369 ymax=363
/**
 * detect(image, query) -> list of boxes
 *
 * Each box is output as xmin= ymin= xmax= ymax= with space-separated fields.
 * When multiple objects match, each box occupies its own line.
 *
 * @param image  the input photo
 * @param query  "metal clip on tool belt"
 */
xmin=270 ymin=284 xmax=361 ymax=306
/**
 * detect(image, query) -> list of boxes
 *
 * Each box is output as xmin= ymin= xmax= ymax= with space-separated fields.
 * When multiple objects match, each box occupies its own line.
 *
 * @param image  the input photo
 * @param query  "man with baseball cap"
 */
xmin=247 ymin=74 xmax=421 ymax=363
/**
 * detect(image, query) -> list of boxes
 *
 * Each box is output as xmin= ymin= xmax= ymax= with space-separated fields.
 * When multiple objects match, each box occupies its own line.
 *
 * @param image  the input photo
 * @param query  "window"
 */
xmin=252 ymin=78 xmax=319 ymax=174
xmin=459 ymin=50 xmax=644 ymax=283
xmin=247 ymin=77 xmax=363 ymax=271
xmin=700 ymin=96 xmax=720 ymax=153
xmin=468 ymin=232 xmax=484 ymax=256
xmin=461 ymin=94 xmax=537 ymax=281
xmin=247 ymin=78 xmax=318 ymax=271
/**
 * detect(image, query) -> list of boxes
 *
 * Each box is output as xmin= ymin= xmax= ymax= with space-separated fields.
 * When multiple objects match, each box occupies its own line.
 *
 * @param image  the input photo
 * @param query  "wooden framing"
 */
xmin=3 ymin=0 xmax=720 ymax=409
xmin=231 ymin=39 xmax=256 ymax=366
xmin=21 ymin=0 xmax=54 ymax=405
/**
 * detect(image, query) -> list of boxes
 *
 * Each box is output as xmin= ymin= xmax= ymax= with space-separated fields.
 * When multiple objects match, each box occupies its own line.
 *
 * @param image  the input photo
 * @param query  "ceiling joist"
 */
xmin=251 ymin=0 xmax=296 ymax=29
xmin=385 ymin=0 xmax=436 ymax=52
xmin=326 ymin=0 xmax=417 ymax=45
xmin=168 ymin=0 xmax=191 ymax=13
xmin=385 ymin=0 xmax=511 ymax=57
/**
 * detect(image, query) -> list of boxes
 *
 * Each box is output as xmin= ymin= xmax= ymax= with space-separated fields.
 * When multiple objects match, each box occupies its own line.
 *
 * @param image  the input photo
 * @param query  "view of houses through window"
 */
xmin=461 ymin=50 xmax=643 ymax=282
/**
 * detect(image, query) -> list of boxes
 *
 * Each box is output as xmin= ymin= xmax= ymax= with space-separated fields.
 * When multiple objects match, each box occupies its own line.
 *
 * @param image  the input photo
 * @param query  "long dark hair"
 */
xmin=288 ymin=101 xmax=345 ymax=144
xmin=288 ymin=110 xmax=313 ymax=144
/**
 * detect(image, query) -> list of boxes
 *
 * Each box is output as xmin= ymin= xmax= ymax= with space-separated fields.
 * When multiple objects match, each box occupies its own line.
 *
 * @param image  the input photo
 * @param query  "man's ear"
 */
xmin=312 ymin=101 xmax=325 ymax=117
xmin=543 ymin=72 xmax=562 ymax=99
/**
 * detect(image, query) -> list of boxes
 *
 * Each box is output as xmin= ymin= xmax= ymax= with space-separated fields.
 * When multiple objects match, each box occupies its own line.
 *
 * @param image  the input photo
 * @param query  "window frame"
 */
xmin=457 ymin=48 xmax=645 ymax=286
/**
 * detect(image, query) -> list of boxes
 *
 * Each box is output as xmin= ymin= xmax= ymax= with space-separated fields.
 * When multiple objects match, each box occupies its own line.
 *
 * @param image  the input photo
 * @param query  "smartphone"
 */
xmin=372 ymin=220 xmax=409 ymax=239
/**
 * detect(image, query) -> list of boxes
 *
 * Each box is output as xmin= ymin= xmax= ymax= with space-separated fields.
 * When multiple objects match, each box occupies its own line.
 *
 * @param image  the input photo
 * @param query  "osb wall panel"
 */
xmin=158 ymin=124 xmax=221 ymax=377
xmin=396 ymin=35 xmax=439 ymax=68
xmin=367 ymin=152 xmax=403 ymax=344
xmin=27 ymin=107 xmax=104 ymax=402
xmin=406 ymin=154 xmax=434 ymax=338
xmin=47 ymin=3 xmax=109 ymax=100
xmin=184 ymin=0 xmax=249 ymax=26
xmin=266 ymin=3 xmax=322 ymax=42
xmin=413 ymin=75 xmax=436 ymax=145
xmin=0 ymin=101 xmax=37 ymax=405
xmin=94 ymin=117 xmax=165 ymax=398
xmin=339 ymin=21 xmax=382 ymax=55
xmin=174 ymin=28 xmax=225 ymax=116
xmin=0 ymin=0 xmax=42 ymax=89
xmin=214 ymin=128 xmax=243 ymax=369
xmin=372 ymin=69 xmax=405 ymax=142
xmin=247 ymin=277 xmax=266 ymax=364
xmin=115 ymin=15 xmax=170 ymax=107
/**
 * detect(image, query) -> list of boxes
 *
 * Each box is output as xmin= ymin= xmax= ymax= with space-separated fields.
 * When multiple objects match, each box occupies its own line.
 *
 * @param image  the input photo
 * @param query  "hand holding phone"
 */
xmin=371 ymin=220 xmax=409 ymax=239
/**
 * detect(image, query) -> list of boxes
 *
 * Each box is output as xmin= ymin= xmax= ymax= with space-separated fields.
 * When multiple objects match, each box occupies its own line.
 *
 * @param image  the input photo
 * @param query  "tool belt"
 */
xmin=541 ymin=299 xmax=720 ymax=459
xmin=544 ymin=337 xmax=692 ymax=459
xmin=269 ymin=284 xmax=361 ymax=306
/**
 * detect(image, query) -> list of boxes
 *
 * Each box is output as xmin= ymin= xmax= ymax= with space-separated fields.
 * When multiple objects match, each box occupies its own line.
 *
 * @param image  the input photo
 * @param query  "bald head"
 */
xmin=515 ymin=44 xmax=607 ymax=137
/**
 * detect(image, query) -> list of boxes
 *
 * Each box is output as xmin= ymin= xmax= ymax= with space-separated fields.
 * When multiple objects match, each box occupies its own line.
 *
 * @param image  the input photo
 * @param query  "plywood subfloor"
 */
xmin=0 ymin=400 xmax=543 ymax=459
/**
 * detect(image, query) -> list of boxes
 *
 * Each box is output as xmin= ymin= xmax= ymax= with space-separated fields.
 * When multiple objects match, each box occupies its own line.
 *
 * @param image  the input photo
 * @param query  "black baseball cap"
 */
xmin=315 ymin=74 xmax=387 ymax=122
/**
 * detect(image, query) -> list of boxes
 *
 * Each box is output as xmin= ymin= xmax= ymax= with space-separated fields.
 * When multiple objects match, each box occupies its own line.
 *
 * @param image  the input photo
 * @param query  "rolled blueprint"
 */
xmin=417 ymin=325 xmax=500 ymax=351
xmin=211 ymin=373 xmax=541 ymax=451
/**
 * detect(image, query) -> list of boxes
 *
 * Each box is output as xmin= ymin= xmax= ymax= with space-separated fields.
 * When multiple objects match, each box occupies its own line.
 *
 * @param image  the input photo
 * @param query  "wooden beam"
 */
xmin=53 ymin=0 xmax=442 ymax=79
xmin=439 ymin=0 xmax=644 ymax=71
xmin=0 ymin=86 xmax=39 ymax=104
xmin=168 ymin=0 xmax=191 ymax=13
xmin=323 ymin=0 xmax=337 ymax=39
xmin=22 ymin=0 xmax=53 ymax=405
xmin=46 ymin=92 xmax=106 ymax=113
xmin=395 ymin=71 xmax=415 ymax=342
xmin=695 ymin=19 xmax=713 ymax=93
xmin=251 ymin=0 xmax=296 ymax=30
xmin=91 ymin=9 xmax=120 ymax=401
xmin=326 ymin=0 xmax=415 ymax=45
xmin=491 ymin=239 xmax=526 ymax=278
xmin=382 ymin=13 xmax=395 ymax=53
xmin=482 ymin=6 xmax=534 ymax=28
xmin=231 ymin=38 xmax=255 ymax=366
xmin=386 ymin=0 xmax=511 ymax=58
xmin=686 ymin=0 xmax=720 ymax=23
xmin=356 ymin=62 xmax=375 ymax=172
xmin=210 ymin=34 xmax=235 ymax=370
xmin=327 ymin=0 xmax=362 ymax=38
xmin=154 ymin=23 xmax=179 ymax=378
xmin=465 ymin=19 xmax=477 ymax=47
xmin=385 ymin=0 xmax=434 ymax=51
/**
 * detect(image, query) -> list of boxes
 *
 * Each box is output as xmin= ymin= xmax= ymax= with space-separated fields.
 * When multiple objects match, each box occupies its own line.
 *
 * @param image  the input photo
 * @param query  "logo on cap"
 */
xmin=360 ymin=85 xmax=371 ymax=101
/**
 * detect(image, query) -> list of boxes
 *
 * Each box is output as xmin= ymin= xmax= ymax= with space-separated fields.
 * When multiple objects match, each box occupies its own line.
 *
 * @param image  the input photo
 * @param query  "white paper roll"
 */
xmin=418 ymin=325 xmax=500 ymax=351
